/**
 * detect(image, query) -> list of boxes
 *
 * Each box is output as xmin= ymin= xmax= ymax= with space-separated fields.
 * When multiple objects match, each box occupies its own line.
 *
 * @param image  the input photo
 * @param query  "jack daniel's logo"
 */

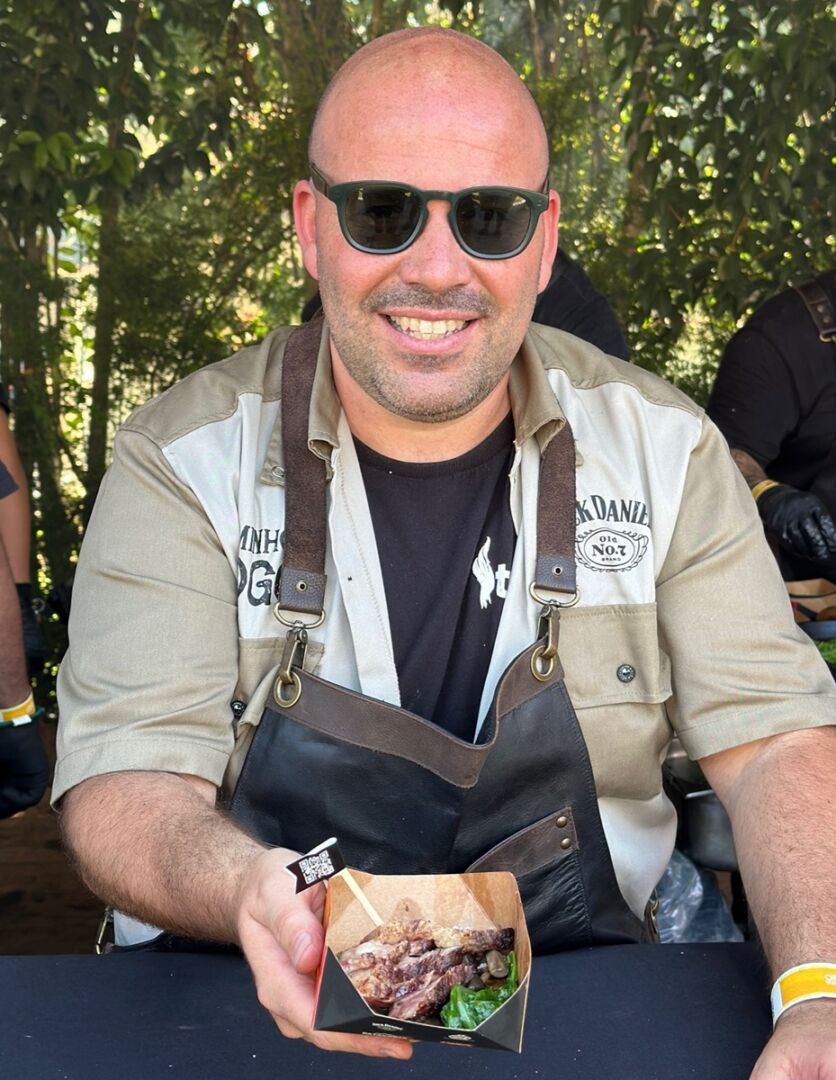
xmin=576 ymin=494 xmax=650 ymax=573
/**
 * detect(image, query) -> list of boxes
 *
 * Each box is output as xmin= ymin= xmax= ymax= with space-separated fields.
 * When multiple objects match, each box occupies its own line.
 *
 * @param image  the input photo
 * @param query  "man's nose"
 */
xmin=395 ymin=199 xmax=472 ymax=291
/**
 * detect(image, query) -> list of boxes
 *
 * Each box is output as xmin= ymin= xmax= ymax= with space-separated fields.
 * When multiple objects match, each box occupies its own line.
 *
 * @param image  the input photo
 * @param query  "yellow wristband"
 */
xmin=751 ymin=479 xmax=781 ymax=502
xmin=0 ymin=691 xmax=36 ymax=726
xmin=771 ymin=963 xmax=836 ymax=1025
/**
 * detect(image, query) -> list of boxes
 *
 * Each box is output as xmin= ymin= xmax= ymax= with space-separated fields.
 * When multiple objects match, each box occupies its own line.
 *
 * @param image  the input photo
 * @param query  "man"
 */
xmin=707 ymin=270 xmax=836 ymax=582
xmin=55 ymin=29 xmax=836 ymax=1074
xmin=0 ymin=460 xmax=49 ymax=818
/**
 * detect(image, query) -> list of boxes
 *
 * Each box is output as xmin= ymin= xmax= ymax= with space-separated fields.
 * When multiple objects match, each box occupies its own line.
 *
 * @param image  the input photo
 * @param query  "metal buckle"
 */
xmin=274 ymin=626 xmax=307 ymax=709
xmin=528 ymin=581 xmax=580 ymax=608
xmin=531 ymin=602 xmax=559 ymax=681
xmin=272 ymin=602 xmax=325 ymax=629
xmin=95 ymin=907 xmax=114 ymax=955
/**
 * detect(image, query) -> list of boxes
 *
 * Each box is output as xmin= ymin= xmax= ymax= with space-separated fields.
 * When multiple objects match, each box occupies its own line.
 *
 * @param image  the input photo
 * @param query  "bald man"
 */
xmin=56 ymin=29 xmax=835 ymax=1072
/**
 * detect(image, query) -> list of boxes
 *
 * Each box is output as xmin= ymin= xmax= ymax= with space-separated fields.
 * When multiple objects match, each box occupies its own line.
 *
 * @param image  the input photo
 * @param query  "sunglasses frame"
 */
xmin=309 ymin=162 xmax=550 ymax=260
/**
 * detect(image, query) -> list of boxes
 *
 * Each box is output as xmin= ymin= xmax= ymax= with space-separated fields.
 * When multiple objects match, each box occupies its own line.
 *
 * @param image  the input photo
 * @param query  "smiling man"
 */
xmin=55 ymin=28 xmax=836 ymax=1076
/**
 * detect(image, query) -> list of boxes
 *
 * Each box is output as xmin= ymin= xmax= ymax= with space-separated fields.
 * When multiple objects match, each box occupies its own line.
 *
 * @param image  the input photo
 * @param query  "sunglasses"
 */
xmin=309 ymin=162 xmax=550 ymax=260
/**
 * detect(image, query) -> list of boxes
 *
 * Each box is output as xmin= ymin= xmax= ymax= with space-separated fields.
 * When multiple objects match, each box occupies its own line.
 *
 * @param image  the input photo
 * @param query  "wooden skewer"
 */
xmin=338 ymin=868 xmax=383 ymax=926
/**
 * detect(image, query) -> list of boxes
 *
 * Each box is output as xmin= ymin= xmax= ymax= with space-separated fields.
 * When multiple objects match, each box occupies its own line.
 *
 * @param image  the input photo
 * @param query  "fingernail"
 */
xmin=382 ymin=1046 xmax=409 ymax=1060
xmin=291 ymin=931 xmax=312 ymax=967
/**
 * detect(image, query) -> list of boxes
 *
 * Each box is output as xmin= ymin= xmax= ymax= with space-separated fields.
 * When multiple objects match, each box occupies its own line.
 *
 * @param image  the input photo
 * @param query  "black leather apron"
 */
xmin=229 ymin=318 xmax=648 ymax=954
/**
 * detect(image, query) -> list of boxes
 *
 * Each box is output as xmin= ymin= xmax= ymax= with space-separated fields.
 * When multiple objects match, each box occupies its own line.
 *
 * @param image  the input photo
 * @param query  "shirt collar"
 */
xmin=262 ymin=319 xmax=567 ymax=485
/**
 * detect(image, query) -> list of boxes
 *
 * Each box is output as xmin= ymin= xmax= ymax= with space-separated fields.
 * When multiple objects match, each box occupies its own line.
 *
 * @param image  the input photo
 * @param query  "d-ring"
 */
xmin=273 ymin=602 xmax=326 ymax=629
xmin=529 ymin=583 xmax=580 ymax=608
xmin=274 ymin=671 xmax=302 ymax=708
xmin=530 ymin=643 xmax=556 ymax=682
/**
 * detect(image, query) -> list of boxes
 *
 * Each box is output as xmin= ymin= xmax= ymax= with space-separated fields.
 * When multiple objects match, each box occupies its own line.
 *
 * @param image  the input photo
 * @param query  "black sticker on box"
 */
xmin=286 ymin=836 xmax=346 ymax=892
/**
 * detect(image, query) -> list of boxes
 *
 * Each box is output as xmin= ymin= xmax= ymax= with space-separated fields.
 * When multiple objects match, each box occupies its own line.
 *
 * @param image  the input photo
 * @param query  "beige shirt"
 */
xmin=55 ymin=321 xmax=836 ymax=920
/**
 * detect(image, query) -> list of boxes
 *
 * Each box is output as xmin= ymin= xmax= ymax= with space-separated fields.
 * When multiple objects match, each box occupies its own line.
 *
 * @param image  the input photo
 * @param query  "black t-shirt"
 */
xmin=533 ymin=249 xmax=629 ymax=361
xmin=0 ymin=382 xmax=9 ymax=415
xmin=356 ymin=414 xmax=516 ymax=741
xmin=0 ymin=383 xmax=16 ymax=499
xmin=707 ymin=269 xmax=836 ymax=577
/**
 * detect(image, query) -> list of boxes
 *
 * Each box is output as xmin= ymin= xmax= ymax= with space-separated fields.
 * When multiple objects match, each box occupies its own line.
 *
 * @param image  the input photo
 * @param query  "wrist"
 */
xmin=751 ymin=478 xmax=782 ymax=503
xmin=771 ymin=962 xmax=836 ymax=1026
xmin=1 ymin=691 xmax=35 ymax=727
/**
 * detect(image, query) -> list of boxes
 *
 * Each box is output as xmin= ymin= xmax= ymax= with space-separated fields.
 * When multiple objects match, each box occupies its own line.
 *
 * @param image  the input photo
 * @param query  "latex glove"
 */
xmin=0 ymin=714 xmax=50 ymax=818
xmin=17 ymin=584 xmax=46 ymax=678
xmin=757 ymin=485 xmax=836 ymax=564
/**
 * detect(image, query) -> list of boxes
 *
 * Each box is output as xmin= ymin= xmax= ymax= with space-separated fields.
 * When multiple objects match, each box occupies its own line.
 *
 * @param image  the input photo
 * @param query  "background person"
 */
xmin=0 ymin=460 xmax=49 ymax=818
xmin=54 ymin=29 xmax=836 ymax=1075
xmin=707 ymin=269 xmax=836 ymax=583
xmin=0 ymin=382 xmax=46 ymax=676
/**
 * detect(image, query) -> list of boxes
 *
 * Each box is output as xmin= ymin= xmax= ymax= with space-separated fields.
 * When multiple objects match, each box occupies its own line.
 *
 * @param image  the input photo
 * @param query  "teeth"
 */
xmin=389 ymin=315 xmax=468 ymax=339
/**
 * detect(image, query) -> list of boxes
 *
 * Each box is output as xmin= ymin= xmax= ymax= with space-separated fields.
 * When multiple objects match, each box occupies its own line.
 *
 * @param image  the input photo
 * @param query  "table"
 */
xmin=1 ymin=943 xmax=771 ymax=1079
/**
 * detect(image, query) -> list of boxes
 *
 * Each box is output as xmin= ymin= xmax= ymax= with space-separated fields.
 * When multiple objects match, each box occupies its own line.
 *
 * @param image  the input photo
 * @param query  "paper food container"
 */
xmin=312 ymin=870 xmax=531 ymax=1052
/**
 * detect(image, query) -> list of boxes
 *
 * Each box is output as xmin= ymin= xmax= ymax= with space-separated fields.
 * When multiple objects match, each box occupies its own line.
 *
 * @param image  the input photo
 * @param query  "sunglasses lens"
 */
xmin=343 ymin=185 xmax=421 ymax=251
xmin=456 ymin=190 xmax=533 ymax=255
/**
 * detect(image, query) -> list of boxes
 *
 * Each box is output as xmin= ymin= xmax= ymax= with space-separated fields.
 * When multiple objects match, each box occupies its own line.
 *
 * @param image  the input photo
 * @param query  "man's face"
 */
xmin=294 ymin=61 xmax=559 ymax=425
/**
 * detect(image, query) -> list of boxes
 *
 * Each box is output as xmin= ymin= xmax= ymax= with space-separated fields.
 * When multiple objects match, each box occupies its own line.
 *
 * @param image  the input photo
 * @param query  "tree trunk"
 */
xmin=82 ymin=194 xmax=119 ymax=524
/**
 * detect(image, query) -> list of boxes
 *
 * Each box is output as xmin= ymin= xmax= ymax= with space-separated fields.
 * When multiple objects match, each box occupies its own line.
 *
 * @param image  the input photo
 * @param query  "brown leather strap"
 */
xmin=794 ymin=277 xmax=836 ymax=344
xmin=277 ymin=315 xmax=328 ymax=616
xmin=533 ymin=421 xmax=577 ymax=597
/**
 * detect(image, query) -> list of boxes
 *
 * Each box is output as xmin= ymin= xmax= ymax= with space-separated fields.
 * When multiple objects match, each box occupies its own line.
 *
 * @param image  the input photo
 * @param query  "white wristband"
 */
xmin=771 ymin=963 xmax=836 ymax=1025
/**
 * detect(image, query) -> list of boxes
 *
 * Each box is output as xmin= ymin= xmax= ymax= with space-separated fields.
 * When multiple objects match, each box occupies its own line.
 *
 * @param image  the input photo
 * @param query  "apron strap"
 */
xmin=276 ymin=315 xmax=328 ymax=619
xmin=533 ymin=421 xmax=577 ymax=600
xmin=793 ymin=275 xmax=836 ymax=345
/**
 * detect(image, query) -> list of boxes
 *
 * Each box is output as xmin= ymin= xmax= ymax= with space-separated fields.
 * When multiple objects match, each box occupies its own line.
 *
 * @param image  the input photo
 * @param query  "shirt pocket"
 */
xmin=558 ymin=603 xmax=673 ymax=801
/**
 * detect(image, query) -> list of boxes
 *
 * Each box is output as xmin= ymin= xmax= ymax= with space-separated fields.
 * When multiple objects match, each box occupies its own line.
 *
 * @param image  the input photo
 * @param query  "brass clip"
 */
xmin=275 ymin=626 xmax=307 ymax=708
xmin=531 ymin=602 xmax=559 ymax=681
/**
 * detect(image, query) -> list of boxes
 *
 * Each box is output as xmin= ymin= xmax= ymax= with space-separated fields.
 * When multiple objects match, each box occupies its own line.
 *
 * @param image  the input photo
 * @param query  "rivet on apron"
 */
xmin=561 ymin=837 xmax=572 ymax=850
xmin=272 ymin=465 xmax=285 ymax=481
xmin=556 ymin=815 xmax=568 ymax=828
xmin=616 ymin=663 xmax=636 ymax=683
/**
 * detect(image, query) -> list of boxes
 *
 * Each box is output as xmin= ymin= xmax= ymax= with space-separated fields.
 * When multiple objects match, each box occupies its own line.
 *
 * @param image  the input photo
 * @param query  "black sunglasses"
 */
xmin=309 ymin=162 xmax=549 ymax=260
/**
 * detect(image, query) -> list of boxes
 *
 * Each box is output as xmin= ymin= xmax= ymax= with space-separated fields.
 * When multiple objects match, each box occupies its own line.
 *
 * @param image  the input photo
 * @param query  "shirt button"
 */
xmin=617 ymin=664 xmax=636 ymax=683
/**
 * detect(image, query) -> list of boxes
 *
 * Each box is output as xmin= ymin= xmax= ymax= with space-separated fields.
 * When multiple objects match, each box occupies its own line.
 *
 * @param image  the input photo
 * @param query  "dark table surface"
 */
xmin=1 ymin=943 xmax=771 ymax=1079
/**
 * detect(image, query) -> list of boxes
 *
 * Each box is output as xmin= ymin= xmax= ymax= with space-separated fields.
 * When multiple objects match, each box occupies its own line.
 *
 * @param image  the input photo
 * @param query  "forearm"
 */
xmin=730 ymin=448 xmax=768 ymax=492
xmin=0 ymin=538 xmax=29 ymax=705
xmin=716 ymin=728 xmax=836 ymax=974
xmin=0 ymin=416 xmax=31 ymax=582
xmin=61 ymin=771 xmax=270 ymax=943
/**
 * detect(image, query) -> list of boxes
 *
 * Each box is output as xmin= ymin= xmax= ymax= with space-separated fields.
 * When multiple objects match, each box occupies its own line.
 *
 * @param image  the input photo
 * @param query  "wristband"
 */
xmin=770 ymin=963 xmax=836 ymax=1025
xmin=0 ymin=691 xmax=36 ymax=727
xmin=751 ymin=479 xmax=781 ymax=502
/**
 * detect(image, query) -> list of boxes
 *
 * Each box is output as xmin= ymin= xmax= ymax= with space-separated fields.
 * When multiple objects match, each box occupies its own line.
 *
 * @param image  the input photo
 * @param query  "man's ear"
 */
xmin=537 ymin=190 xmax=561 ymax=294
xmin=293 ymin=180 xmax=319 ymax=280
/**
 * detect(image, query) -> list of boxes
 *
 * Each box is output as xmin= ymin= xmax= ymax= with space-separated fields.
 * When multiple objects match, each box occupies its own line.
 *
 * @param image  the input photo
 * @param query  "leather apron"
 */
xmin=229 ymin=318 xmax=648 ymax=954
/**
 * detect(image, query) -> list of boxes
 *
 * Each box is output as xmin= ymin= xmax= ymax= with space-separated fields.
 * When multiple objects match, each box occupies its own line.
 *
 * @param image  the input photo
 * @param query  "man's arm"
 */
xmin=0 ymin=407 xmax=31 ymax=584
xmin=700 ymin=727 xmax=836 ymax=1077
xmin=61 ymin=771 xmax=412 ymax=1060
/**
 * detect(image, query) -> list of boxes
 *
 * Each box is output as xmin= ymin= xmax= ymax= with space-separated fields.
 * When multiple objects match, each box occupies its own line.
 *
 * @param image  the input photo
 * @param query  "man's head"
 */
xmin=293 ymin=28 xmax=559 ymax=428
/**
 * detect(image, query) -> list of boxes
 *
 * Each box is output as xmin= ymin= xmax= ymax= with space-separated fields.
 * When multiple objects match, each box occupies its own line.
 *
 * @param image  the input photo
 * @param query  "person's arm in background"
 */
xmin=0 ymin=403 xmax=46 ymax=675
xmin=0 ymin=527 xmax=49 ymax=818
xmin=708 ymin=330 xmax=836 ymax=567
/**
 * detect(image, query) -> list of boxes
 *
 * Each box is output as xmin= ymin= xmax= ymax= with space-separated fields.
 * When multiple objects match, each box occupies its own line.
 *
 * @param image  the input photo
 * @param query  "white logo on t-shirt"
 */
xmin=471 ymin=536 xmax=510 ymax=609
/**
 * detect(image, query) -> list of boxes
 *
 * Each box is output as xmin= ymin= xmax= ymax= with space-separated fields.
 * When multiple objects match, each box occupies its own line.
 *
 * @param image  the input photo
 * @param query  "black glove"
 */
xmin=16 ymin=583 xmax=46 ymax=678
xmin=0 ymin=713 xmax=50 ymax=818
xmin=757 ymin=484 xmax=836 ymax=563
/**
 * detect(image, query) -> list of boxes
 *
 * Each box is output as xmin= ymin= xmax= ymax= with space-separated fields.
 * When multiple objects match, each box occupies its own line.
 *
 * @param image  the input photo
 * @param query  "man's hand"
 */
xmin=236 ymin=847 xmax=412 ymax=1060
xmin=749 ymin=1000 xmax=836 ymax=1079
xmin=757 ymin=484 xmax=836 ymax=563
xmin=0 ymin=713 xmax=49 ymax=818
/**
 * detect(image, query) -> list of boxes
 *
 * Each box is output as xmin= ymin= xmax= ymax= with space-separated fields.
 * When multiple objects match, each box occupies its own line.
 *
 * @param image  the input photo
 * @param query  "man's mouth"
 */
xmin=386 ymin=315 xmax=470 ymax=340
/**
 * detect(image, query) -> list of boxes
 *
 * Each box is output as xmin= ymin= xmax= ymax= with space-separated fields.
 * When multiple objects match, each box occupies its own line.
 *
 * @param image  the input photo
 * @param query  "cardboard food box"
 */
xmin=787 ymin=578 xmax=836 ymax=623
xmin=312 ymin=870 xmax=531 ymax=1052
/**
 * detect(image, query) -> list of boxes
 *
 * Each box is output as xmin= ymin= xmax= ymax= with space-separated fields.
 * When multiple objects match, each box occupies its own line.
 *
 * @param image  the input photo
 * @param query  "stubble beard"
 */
xmin=320 ymin=280 xmax=533 ymax=424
